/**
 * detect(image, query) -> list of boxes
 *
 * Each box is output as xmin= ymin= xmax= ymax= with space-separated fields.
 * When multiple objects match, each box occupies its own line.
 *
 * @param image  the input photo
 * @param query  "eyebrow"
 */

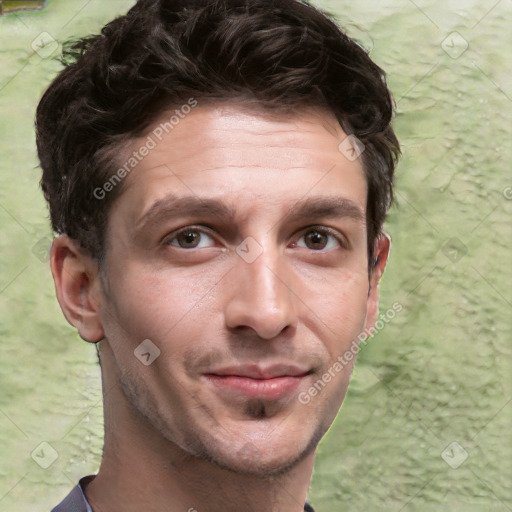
xmin=135 ymin=194 xmax=236 ymax=230
xmin=135 ymin=194 xmax=365 ymax=232
xmin=282 ymin=196 xmax=365 ymax=224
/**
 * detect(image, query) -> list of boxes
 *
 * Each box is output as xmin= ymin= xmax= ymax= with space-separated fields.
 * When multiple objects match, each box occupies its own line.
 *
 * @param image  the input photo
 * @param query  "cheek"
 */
xmin=102 ymin=260 xmax=226 ymax=348
xmin=298 ymin=268 xmax=370 ymax=351
xmin=302 ymin=266 xmax=369 ymax=317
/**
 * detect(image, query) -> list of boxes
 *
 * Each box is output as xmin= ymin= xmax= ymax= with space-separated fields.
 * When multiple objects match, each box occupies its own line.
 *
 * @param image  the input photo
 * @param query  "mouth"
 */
xmin=203 ymin=364 xmax=312 ymax=400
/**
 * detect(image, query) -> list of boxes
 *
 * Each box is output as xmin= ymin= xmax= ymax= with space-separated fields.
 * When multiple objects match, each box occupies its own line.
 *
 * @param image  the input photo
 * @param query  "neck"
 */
xmin=85 ymin=343 xmax=315 ymax=512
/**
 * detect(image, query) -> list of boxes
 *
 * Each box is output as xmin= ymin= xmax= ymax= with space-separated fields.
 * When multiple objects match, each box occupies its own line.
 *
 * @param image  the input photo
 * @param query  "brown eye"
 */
xmin=305 ymin=231 xmax=328 ymax=250
xmin=176 ymin=230 xmax=200 ymax=248
xmin=167 ymin=229 xmax=215 ymax=249
xmin=296 ymin=228 xmax=342 ymax=251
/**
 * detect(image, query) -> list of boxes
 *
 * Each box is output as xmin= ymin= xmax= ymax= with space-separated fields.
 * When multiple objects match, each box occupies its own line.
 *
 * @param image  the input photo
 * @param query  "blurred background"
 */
xmin=0 ymin=0 xmax=511 ymax=510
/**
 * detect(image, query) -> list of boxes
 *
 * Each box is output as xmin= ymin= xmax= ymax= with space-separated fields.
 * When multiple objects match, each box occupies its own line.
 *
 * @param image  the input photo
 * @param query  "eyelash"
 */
xmin=295 ymin=226 xmax=348 ymax=251
xmin=163 ymin=225 xmax=347 ymax=251
xmin=163 ymin=225 xmax=217 ymax=248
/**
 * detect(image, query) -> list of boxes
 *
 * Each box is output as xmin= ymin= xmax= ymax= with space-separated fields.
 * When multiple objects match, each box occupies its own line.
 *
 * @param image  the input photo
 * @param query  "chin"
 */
xmin=181 ymin=417 xmax=327 ymax=478
xmin=205 ymin=444 xmax=313 ymax=478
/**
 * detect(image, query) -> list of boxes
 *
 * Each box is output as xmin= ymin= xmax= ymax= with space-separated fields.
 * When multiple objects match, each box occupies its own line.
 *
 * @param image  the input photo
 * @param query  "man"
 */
xmin=37 ymin=0 xmax=400 ymax=510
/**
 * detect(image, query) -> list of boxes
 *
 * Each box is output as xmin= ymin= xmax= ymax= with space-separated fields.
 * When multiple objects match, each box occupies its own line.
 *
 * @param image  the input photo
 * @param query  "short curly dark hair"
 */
xmin=36 ymin=0 xmax=400 ymax=267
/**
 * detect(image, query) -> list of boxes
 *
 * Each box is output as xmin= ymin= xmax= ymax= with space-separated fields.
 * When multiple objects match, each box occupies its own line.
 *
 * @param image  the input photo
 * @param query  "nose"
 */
xmin=223 ymin=243 xmax=298 ymax=340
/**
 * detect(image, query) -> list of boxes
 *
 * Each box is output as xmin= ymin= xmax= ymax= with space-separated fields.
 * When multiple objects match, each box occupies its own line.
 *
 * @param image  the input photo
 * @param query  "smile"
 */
xmin=203 ymin=367 xmax=311 ymax=400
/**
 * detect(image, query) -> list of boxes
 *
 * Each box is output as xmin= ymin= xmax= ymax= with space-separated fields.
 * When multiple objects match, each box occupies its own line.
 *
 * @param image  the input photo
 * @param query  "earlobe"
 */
xmin=50 ymin=235 xmax=105 ymax=343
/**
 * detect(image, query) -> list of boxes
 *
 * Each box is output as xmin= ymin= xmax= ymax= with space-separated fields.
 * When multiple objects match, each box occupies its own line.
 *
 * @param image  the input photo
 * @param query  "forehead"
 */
xmin=136 ymin=102 xmax=347 ymax=165
xmin=109 ymin=102 xmax=367 ymax=224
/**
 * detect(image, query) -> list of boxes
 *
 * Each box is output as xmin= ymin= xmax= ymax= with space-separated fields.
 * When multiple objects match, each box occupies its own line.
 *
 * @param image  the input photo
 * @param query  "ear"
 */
xmin=363 ymin=233 xmax=391 ymax=333
xmin=50 ymin=234 xmax=105 ymax=343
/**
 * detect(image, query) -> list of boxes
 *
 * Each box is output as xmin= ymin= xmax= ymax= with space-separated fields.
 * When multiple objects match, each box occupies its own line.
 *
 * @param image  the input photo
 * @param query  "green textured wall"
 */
xmin=0 ymin=1 xmax=511 ymax=510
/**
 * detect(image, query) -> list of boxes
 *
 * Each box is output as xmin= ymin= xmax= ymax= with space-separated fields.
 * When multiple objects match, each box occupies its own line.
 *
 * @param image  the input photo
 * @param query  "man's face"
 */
xmin=96 ymin=103 xmax=380 ymax=475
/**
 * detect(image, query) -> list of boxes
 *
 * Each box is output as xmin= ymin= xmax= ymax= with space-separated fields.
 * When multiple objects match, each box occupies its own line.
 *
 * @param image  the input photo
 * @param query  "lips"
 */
xmin=203 ymin=364 xmax=311 ymax=400
xmin=207 ymin=364 xmax=310 ymax=380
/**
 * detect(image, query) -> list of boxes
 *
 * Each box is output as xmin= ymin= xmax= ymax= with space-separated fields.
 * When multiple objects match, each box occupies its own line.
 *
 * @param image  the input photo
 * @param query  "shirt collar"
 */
xmin=77 ymin=475 xmax=94 ymax=512
xmin=54 ymin=475 xmax=314 ymax=512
